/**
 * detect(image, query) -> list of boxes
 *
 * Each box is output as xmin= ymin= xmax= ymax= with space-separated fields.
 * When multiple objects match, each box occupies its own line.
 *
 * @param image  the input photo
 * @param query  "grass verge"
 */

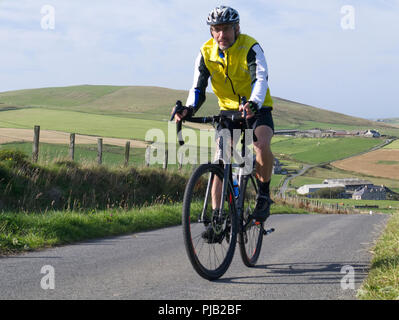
xmin=0 ymin=202 xmax=308 ymax=256
xmin=357 ymin=212 xmax=399 ymax=300
xmin=0 ymin=204 xmax=182 ymax=256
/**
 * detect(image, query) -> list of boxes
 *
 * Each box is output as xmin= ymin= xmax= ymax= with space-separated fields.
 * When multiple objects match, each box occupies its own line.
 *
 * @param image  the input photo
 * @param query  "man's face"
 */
xmin=210 ymin=23 xmax=239 ymax=51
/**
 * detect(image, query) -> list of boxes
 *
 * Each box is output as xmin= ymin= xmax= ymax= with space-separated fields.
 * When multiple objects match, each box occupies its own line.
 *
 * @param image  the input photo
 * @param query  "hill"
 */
xmin=0 ymin=85 xmax=396 ymax=135
xmin=374 ymin=117 xmax=399 ymax=127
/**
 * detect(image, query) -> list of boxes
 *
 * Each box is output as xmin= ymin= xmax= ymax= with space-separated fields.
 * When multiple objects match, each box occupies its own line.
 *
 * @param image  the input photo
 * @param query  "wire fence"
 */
xmin=273 ymin=193 xmax=361 ymax=214
xmin=0 ymin=126 xmax=206 ymax=170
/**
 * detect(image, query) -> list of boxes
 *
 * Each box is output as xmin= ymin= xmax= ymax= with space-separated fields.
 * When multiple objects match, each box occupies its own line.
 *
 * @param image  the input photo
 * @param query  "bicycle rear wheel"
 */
xmin=239 ymin=175 xmax=264 ymax=267
xmin=182 ymin=163 xmax=238 ymax=280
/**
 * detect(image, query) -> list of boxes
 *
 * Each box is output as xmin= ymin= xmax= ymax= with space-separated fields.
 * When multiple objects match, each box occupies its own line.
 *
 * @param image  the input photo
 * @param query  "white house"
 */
xmin=352 ymin=185 xmax=386 ymax=200
xmin=364 ymin=130 xmax=381 ymax=138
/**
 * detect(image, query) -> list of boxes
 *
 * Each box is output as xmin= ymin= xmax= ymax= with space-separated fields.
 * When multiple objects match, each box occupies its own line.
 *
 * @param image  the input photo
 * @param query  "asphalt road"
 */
xmin=0 ymin=213 xmax=388 ymax=300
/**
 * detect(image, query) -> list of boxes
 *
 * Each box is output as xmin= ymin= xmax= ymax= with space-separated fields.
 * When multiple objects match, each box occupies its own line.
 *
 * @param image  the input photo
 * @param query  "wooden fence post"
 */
xmin=32 ymin=125 xmax=40 ymax=163
xmin=69 ymin=133 xmax=75 ymax=161
xmin=124 ymin=141 xmax=130 ymax=167
xmin=178 ymin=152 xmax=183 ymax=170
xmin=163 ymin=148 xmax=168 ymax=170
xmin=145 ymin=146 xmax=151 ymax=167
xmin=97 ymin=138 xmax=103 ymax=165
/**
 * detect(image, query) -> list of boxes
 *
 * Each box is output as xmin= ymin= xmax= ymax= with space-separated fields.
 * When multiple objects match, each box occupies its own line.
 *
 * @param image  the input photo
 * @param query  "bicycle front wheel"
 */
xmin=182 ymin=163 xmax=238 ymax=280
xmin=239 ymin=175 xmax=264 ymax=267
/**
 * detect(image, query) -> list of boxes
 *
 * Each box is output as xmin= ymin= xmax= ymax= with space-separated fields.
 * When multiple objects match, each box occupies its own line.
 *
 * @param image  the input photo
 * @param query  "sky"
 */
xmin=0 ymin=0 xmax=398 ymax=119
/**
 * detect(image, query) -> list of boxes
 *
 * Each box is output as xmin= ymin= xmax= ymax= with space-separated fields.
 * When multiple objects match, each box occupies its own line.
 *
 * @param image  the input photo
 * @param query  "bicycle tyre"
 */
xmin=239 ymin=175 xmax=264 ymax=267
xmin=182 ymin=163 xmax=238 ymax=280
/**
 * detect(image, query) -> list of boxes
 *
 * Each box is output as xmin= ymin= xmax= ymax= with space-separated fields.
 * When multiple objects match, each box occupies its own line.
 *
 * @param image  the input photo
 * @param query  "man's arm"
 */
xmin=186 ymin=52 xmax=210 ymax=115
xmin=247 ymin=43 xmax=269 ymax=110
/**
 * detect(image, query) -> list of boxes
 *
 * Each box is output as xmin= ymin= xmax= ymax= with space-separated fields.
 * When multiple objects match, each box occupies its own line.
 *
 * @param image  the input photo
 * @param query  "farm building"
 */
xmin=364 ymin=130 xmax=381 ymax=138
xmin=332 ymin=130 xmax=349 ymax=137
xmin=322 ymin=178 xmax=374 ymax=192
xmin=352 ymin=185 xmax=386 ymax=200
xmin=273 ymin=158 xmax=283 ymax=174
xmin=274 ymin=129 xmax=299 ymax=136
xmin=295 ymin=129 xmax=322 ymax=138
xmin=297 ymin=178 xmax=376 ymax=197
xmin=297 ymin=183 xmax=345 ymax=195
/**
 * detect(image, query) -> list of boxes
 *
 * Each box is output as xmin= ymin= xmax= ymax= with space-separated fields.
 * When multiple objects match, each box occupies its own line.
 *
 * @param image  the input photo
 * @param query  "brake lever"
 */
xmin=170 ymin=100 xmax=183 ymax=121
xmin=170 ymin=100 xmax=185 ymax=146
xmin=177 ymin=120 xmax=184 ymax=146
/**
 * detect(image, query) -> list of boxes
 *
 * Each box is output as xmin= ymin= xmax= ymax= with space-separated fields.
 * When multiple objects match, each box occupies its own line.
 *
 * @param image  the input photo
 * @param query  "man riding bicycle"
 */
xmin=173 ymin=5 xmax=274 ymax=223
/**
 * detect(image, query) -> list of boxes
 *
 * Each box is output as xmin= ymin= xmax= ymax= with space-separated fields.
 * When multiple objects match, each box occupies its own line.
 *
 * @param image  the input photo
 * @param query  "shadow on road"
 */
xmin=218 ymin=261 xmax=369 ymax=285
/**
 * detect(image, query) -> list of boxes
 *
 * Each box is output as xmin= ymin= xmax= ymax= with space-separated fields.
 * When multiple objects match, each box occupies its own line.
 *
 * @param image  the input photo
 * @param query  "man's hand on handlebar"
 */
xmin=239 ymin=102 xmax=252 ymax=119
xmin=170 ymin=101 xmax=194 ymax=123
xmin=239 ymin=101 xmax=258 ymax=119
xmin=173 ymin=108 xmax=188 ymax=122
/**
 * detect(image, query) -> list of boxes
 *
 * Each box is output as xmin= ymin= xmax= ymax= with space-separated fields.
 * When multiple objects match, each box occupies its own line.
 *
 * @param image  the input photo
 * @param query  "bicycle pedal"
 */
xmin=262 ymin=228 xmax=275 ymax=236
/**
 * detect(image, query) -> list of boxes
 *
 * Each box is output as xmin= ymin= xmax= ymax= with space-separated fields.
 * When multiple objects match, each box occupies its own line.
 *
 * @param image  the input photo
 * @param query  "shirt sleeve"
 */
xmin=186 ymin=51 xmax=210 ymax=114
xmin=247 ymin=43 xmax=269 ymax=109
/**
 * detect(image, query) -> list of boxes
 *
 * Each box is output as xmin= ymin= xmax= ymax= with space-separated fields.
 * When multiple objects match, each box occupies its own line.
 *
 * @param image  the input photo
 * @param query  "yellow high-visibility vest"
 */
xmin=200 ymin=34 xmax=273 ymax=111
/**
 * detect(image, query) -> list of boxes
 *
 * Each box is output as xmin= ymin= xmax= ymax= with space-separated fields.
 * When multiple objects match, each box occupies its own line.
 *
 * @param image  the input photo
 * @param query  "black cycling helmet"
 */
xmin=206 ymin=6 xmax=240 ymax=26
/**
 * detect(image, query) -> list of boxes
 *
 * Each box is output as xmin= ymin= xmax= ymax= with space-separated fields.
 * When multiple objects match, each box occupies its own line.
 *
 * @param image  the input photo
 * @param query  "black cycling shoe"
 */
xmin=201 ymin=225 xmax=224 ymax=244
xmin=251 ymin=194 xmax=274 ymax=222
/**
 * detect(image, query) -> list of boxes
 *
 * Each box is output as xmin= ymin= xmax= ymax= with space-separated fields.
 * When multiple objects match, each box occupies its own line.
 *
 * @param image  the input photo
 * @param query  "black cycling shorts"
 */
xmin=216 ymin=107 xmax=274 ymax=135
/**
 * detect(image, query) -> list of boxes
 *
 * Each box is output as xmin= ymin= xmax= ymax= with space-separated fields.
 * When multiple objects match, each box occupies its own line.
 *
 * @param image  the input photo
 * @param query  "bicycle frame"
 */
xmin=202 ymin=125 xmax=255 ymax=224
xmin=173 ymin=104 xmax=263 ymax=226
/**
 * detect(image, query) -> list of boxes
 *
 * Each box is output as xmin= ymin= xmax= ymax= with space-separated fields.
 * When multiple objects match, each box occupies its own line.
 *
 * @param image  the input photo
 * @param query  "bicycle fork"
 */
xmin=199 ymin=165 xmax=231 ymax=227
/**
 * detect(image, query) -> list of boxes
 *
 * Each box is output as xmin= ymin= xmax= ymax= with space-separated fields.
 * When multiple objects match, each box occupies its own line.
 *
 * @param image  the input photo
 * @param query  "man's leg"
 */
xmin=211 ymin=172 xmax=222 ymax=210
xmin=252 ymin=124 xmax=274 ymax=221
xmin=211 ymin=132 xmax=237 ymax=210
xmin=254 ymin=124 xmax=274 ymax=189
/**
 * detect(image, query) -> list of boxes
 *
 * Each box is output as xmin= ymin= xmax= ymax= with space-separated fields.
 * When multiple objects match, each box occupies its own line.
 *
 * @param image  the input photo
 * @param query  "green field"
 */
xmin=0 ymin=141 xmax=220 ymax=171
xmin=271 ymin=136 xmax=382 ymax=164
xmin=0 ymin=108 xmax=174 ymax=142
xmin=0 ymin=142 xmax=147 ymax=167
xmin=1 ymin=134 xmax=382 ymax=170
xmin=384 ymin=139 xmax=399 ymax=149
xmin=1 ymin=85 xmax=396 ymax=134
xmin=376 ymin=160 xmax=399 ymax=165
xmin=0 ymin=85 xmax=219 ymax=122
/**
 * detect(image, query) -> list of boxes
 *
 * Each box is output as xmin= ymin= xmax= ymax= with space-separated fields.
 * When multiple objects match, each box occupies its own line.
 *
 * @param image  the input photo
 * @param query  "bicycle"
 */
xmin=171 ymin=99 xmax=275 ymax=281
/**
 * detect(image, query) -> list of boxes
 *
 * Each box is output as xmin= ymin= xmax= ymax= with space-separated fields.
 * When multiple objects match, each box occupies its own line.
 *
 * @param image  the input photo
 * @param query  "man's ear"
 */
xmin=235 ymin=24 xmax=241 ymax=37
